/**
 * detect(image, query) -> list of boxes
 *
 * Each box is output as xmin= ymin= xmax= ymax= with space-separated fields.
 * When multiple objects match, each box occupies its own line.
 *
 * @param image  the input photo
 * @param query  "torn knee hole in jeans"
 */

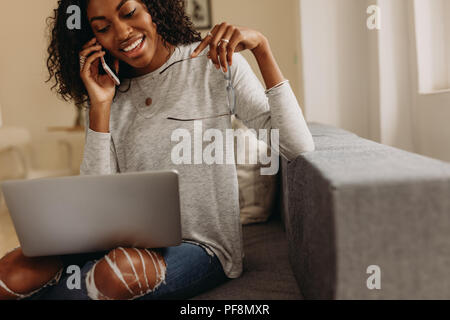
xmin=0 ymin=247 xmax=63 ymax=300
xmin=86 ymin=247 xmax=167 ymax=300
xmin=0 ymin=270 xmax=63 ymax=300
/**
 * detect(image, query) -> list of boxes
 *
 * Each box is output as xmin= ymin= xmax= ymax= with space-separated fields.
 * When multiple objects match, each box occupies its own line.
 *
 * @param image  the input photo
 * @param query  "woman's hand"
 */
xmin=79 ymin=37 xmax=119 ymax=108
xmin=191 ymin=22 xmax=268 ymax=73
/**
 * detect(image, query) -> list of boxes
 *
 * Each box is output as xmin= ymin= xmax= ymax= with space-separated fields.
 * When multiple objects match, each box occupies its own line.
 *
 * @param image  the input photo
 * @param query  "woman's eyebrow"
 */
xmin=89 ymin=0 xmax=132 ymax=23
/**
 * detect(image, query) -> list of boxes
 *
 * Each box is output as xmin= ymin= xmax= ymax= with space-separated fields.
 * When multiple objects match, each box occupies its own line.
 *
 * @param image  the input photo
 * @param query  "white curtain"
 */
xmin=368 ymin=0 xmax=415 ymax=152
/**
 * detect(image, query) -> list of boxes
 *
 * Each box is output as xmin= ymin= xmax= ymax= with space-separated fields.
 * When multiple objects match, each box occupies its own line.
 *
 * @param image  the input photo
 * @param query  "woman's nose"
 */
xmin=114 ymin=20 xmax=133 ymax=42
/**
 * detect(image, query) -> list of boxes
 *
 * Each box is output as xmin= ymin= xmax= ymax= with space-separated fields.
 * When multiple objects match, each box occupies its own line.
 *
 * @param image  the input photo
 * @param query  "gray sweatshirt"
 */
xmin=80 ymin=41 xmax=315 ymax=278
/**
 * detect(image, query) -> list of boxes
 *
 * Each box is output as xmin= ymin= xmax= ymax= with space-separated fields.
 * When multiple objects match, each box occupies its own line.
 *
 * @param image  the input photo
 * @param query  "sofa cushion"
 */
xmin=232 ymin=116 xmax=278 ymax=225
xmin=192 ymin=216 xmax=303 ymax=300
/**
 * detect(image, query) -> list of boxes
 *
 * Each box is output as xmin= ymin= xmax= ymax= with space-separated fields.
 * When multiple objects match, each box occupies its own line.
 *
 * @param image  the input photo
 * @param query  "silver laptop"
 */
xmin=1 ymin=170 xmax=182 ymax=257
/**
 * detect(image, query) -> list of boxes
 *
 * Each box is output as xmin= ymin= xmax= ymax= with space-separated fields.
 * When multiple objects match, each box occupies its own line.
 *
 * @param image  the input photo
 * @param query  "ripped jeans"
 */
xmin=25 ymin=242 xmax=228 ymax=300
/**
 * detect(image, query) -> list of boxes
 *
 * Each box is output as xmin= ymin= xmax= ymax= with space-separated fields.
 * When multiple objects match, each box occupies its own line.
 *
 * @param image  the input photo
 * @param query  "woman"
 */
xmin=0 ymin=0 xmax=314 ymax=300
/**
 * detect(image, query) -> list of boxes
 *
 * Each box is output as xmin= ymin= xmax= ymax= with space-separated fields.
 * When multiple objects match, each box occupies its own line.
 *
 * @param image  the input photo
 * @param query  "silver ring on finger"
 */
xmin=218 ymin=39 xmax=229 ymax=49
xmin=79 ymin=55 xmax=87 ymax=70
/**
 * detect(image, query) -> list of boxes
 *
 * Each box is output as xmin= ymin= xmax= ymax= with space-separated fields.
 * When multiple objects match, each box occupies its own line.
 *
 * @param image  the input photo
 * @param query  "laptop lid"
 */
xmin=1 ymin=170 xmax=181 ymax=257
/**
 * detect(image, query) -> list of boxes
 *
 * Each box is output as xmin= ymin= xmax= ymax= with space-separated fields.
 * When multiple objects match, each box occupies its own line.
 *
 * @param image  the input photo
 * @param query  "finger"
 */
xmin=210 ymin=23 xmax=228 ymax=69
xmin=227 ymin=29 xmax=243 ymax=67
xmin=202 ymin=24 xmax=220 ymax=63
xmin=210 ymin=23 xmax=228 ymax=68
xmin=82 ymin=37 xmax=97 ymax=50
xmin=90 ymin=62 xmax=100 ymax=82
xmin=191 ymin=32 xmax=213 ymax=58
xmin=81 ymin=51 xmax=105 ymax=76
xmin=114 ymin=58 xmax=119 ymax=74
xmin=218 ymin=25 xmax=235 ymax=72
xmin=79 ymin=44 xmax=102 ymax=58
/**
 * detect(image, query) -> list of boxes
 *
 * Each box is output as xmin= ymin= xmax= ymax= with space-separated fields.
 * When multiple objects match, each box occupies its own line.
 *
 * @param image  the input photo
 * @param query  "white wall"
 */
xmin=377 ymin=0 xmax=415 ymax=151
xmin=299 ymin=0 xmax=370 ymax=139
xmin=380 ymin=0 xmax=450 ymax=160
xmin=413 ymin=93 xmax=450 ymax=161
xmin=0 ymin=1 xmax=78 ymax=169
xmin=299 ymin=0 xmax=450 ymax=162
xmin=409 ymin=0 xmax=450 ymax=161
xmin=0 ymin=1 xmax=76 ymax=137
xmin=413 ymin=0 xmax=450 ymax=93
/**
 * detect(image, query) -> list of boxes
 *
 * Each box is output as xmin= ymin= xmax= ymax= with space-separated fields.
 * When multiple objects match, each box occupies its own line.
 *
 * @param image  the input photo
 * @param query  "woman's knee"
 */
xmin=0 ymin=248 xmax=63 ymax=300
xmin=85 ymin=247 xmax=167 ymax=300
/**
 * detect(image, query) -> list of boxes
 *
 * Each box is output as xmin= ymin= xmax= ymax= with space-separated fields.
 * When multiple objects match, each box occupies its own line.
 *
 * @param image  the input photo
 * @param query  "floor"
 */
xmin=0 ymin=202 xmax=19 ymax=258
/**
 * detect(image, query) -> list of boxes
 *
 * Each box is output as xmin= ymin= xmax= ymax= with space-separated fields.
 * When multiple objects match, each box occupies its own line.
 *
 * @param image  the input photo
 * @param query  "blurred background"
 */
xmin=0 ymin=0 xmax=449 ymax=256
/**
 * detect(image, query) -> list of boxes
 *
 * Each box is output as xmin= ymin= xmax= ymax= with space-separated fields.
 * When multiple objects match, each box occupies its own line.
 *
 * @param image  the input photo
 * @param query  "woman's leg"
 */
xmin=37 ymin=242 xmax=228 ymax=300
xmin=137 ymin=242 xmax=229 ymax=300
xmin=0 ymin=248 xmax=63 ymax=300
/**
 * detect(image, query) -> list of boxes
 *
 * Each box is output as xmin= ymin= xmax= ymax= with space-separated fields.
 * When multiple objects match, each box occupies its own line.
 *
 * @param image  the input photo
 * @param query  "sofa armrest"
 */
xmin=281 ymin=123 xmax=450 ymax=299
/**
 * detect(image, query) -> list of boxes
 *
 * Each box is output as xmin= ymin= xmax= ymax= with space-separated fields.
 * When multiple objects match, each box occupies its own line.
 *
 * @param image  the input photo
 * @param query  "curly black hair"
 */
xmin=46 ymin=0 xmax=202 ymax=108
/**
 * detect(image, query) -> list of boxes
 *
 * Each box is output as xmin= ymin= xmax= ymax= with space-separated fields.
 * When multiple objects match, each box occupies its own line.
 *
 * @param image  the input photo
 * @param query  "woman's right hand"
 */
xmin=79 ymin=37 xmax=119 ymax=108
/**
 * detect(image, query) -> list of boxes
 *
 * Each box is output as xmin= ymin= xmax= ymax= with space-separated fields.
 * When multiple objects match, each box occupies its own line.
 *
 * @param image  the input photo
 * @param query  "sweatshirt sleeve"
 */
xmin=79 ymin=109 xmax=119 ymax=175
xmin=231 ymin=53 xmax=315 ymax=162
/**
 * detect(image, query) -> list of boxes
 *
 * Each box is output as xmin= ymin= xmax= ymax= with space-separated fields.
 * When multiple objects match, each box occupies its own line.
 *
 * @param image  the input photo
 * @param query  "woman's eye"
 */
xmin=125 ymin=8 xmax=136 ymax=18
xmin=97 ymin=26 xmax=110 ymax=33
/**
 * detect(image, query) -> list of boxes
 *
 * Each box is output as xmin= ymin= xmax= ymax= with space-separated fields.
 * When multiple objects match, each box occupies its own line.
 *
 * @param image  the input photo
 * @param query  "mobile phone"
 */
xmin=100 ymin=51 xmax=120 ymax=86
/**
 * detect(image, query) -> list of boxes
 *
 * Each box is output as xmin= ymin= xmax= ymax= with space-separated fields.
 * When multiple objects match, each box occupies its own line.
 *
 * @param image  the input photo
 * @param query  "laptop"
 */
xmin=1 ymin=170 xmax=182 ymax=257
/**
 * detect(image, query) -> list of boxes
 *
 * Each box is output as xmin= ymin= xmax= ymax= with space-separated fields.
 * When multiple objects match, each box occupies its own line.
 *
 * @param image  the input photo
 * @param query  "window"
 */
xmin=413 ymin=0 xmax=450 ymax=93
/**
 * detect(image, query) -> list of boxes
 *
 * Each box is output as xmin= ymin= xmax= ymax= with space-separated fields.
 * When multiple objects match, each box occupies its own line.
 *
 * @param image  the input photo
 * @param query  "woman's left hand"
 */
xmin=191 ymin=22 xmax=267 ymax=72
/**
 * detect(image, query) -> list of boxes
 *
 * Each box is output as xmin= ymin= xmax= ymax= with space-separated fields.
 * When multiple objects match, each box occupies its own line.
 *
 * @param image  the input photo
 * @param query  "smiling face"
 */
xmin=87 ymin=0 xmax=173 ymax=76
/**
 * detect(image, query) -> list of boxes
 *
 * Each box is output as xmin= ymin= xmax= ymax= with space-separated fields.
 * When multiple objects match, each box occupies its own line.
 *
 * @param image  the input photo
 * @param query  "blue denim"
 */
xmin=27 ymin=242 xmax=228 ymax=300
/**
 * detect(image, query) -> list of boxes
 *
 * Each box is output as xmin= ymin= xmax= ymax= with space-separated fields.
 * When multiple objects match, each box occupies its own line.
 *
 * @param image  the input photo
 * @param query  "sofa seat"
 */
xmin=193 ymin=215 xmax=303 ymax=300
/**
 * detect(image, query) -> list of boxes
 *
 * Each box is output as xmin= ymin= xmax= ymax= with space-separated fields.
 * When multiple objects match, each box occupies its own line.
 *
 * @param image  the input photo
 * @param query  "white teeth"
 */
xmin=123 ymin=37 xmax=143 ymax=52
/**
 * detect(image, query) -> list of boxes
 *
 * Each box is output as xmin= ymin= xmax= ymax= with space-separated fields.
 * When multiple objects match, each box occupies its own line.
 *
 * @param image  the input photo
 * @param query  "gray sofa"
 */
xmin=195 ymin=122 xmax=450 ymax=300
